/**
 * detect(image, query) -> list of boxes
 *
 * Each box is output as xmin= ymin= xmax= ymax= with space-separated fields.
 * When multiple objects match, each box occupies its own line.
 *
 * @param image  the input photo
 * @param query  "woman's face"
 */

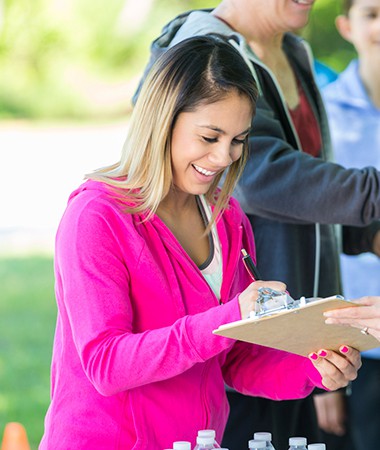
xmin=170 ymin=90 xmax=253 ymax=197
xmin=245 ymin=0 xmax=316 ymax=33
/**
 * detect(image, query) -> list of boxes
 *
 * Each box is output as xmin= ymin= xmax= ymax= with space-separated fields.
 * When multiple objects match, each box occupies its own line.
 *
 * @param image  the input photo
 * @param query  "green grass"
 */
xmin=0 ymin=256 xmax=56 ymax=449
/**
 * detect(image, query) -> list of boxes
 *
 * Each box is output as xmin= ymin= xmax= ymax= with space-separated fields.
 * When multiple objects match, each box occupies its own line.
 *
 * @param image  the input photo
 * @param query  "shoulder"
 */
xmin=56 ymin=181 xmax=149 ymax=262
xmin=59 ymin=180 xmax=139 ymax=238
xmin=322 ymin=61 xmax=359 ymax=103
xmin=170 ymin=10 xmax=239 ymax=45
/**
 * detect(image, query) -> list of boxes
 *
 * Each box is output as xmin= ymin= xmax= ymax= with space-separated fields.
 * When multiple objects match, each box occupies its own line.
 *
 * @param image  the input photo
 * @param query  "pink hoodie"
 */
xmin=40 ymin=180 xmax=323 ymax=450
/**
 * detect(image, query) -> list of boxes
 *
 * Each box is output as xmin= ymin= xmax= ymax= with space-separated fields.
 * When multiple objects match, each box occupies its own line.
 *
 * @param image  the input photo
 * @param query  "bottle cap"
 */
xmin=248 ymin=440 xmax=266 ymax=449
xmin=173 ymin=442 xmax=191 ymax=450
xmin=253 ymin=432 xmax=272 ymax=442
xmin=198 ymin=430 xmax=216 ymax=438
xmin=196 ymin=436 xmax=214 ymax=445
xmin=289 ymin=437 xmax=307 ymax=446
xmin=308 ymin=445 xmax=326 ymax=450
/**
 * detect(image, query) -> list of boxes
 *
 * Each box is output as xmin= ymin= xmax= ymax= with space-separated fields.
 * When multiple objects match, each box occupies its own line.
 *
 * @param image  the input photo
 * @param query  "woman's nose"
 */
xmin=209 ymin=143 xmax=233 ymax=167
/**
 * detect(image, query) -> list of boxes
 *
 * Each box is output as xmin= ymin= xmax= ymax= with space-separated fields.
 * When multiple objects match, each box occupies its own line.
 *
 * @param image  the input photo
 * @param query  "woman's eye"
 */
xmin=203 ymin=136 xmax=218 ymax=143
xmin=232 ymin=138 xmax=246 ymax=145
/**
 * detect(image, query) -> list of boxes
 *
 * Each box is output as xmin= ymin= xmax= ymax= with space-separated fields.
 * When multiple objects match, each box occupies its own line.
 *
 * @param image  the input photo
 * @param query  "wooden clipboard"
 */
xmin=213 ymin=296 xmax=379 ymax=356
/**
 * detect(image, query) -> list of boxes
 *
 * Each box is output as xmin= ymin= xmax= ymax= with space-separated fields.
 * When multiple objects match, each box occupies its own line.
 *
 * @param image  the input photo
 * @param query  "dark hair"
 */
xmin=342 ymin=0 xmax=354 ymax=15
xmin=163 ymin=34 xmax=258 ymax=115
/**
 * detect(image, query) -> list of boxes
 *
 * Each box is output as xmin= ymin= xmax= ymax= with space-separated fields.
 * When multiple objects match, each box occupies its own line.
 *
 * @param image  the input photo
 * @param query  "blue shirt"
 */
xmin=323 ymin=60 xmax=380 ymax=359
xmin=314 ymin=60 xmax=338 ymax=88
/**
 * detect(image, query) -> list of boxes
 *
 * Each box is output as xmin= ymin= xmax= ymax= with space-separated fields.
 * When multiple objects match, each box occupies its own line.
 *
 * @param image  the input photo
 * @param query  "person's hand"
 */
xmin=313 ymin=391 xmax=347 ymax=436
xmin=238 ymin=280 xmax=286 ymax=319
xmin=324 ymin=296 xmax=380 ymax=342
xmin=307 ymin=346 xmax=360 ymax=391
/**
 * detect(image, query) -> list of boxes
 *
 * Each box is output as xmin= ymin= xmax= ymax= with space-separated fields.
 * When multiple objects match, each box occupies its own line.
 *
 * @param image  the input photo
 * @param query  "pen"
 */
xmin=241 ymin=248 xmax=262 ymax=281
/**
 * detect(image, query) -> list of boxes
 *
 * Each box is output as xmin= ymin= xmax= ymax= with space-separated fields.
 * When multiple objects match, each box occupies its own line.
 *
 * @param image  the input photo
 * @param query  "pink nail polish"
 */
xmin=318 ymin=350 xmax=327 ymax=357
xmin=309 ymin=352 xmax=318 ymax=360
xmin=340 ymin=345 xmax=349 ymax=354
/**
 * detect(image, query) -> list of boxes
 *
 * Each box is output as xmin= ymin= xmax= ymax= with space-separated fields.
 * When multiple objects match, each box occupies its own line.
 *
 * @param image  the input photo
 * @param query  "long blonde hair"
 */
xmin=87 ymin=34 xmax=258 ymax=222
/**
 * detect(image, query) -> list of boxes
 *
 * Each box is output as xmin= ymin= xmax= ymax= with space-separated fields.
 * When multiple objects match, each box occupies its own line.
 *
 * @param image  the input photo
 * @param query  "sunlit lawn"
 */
xmin=0 ymin=256 xmax=56 ymax=449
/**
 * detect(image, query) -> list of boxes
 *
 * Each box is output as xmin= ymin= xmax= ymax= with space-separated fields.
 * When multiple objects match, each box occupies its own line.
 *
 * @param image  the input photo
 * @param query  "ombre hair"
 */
xmin=87 ymin=34 xmax=258 ymax=223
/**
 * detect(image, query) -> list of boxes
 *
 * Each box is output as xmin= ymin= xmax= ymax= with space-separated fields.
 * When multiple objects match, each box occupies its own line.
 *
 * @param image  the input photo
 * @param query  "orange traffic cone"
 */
xmin=1 ymin=422 xmax=31 ymax=450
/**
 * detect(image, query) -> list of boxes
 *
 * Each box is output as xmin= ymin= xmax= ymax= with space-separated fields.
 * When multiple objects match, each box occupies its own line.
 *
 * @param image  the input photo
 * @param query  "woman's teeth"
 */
xmin=193 ymin=164 xmax=217 ymax=176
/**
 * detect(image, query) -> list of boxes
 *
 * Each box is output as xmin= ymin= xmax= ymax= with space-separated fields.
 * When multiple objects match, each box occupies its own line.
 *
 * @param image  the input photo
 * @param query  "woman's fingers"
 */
xmin=308 ymin=346 xmax=361 ymax=391
xmin=248 ymin=280 xmax=287 ymax=292
xmin=238 ymin=280 xmax=287 ymax=319
xmin=324 ymin=296 xmax=380 ymax=322
xmin=324 ymin=298 xmax=380 ymax=342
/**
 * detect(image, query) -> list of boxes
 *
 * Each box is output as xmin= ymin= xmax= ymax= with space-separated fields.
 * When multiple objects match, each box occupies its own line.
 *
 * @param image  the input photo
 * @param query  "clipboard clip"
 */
xmin=254 ymin=287 xmax=296 ymax=318
xmin=252 ymin=288 xmax=344 ymax=319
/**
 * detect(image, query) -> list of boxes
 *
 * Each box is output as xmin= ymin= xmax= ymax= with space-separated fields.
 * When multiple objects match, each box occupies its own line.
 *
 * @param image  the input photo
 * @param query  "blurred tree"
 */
xmin=0 ymin=0 xmax=3 ymax=31
xmin=117 ymin=0 xmax=156 ymax=34
xmin=0 ymin=0 xmax=355 ymax=120
xmin=302 ymin=0 xmax=356 ymax=72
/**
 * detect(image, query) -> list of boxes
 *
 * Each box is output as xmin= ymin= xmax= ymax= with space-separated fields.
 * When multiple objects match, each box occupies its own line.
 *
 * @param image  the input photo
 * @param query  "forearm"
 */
xmin=222 ymin=342 xmax=323 ymax=400
xmin=78 ymin=300 xmax=239 ymax=396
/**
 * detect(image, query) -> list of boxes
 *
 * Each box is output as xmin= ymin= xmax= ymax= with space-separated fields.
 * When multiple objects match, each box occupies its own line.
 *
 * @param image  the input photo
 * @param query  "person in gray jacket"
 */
xmin=135 ymin=1 xmax=380 ymax=449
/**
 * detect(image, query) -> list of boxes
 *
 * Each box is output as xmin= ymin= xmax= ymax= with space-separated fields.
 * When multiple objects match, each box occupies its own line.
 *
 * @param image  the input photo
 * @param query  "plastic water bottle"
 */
xmin=253 ymin=432 xmax=276 ymax=450
xmin=288 ymin=437 xmax=307 ymax=450
xmin=195 ymin=430 xmax=220 ymax=448
xmin=248 ymin=440 xmax=266 ymax=449
xmin=173 ymin=442 xmax=191 ymax=450
xmin=193 ymin=435 xmax=217 ymax=449
xmin=308 ymin=445 xmax=326 ymax=450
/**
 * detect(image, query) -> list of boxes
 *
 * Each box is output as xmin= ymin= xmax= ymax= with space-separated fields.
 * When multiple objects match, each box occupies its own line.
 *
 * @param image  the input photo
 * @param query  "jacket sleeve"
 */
xmin=55 ymin=198 xmax=243 ymax=396
xmin=233 ymin=97 xmax=380 ymax=226
xmin=342 ymin=221 xmax=380 ymax=255
xmin=222 ymin=340 xmax=324 ymax=400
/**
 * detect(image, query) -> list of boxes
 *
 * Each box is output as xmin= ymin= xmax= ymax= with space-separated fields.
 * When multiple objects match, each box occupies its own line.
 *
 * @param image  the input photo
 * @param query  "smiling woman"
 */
xmin=38 ymin=34 xmax=361 ymax=450
xmin=169 ymin=92 xmax=252 ymax=197
xmin=159 ymin=90 xmax=252 ymax=266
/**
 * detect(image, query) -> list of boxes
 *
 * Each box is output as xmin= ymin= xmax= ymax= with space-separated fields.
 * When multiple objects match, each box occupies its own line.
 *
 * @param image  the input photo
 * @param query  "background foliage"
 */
xmin=304 ymin=0 xmax=356 ymax=71
xmin=0 ymin=257 xmax=56 ymax=449
xmin=0 ymin=0 xmax=356 ymax=120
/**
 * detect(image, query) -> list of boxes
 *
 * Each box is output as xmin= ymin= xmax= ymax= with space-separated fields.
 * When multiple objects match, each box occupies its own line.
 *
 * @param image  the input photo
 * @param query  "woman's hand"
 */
xmin=313 ymin=391 xmax=347 ymax=436
xmin=238 ymin=280 xmax=286 ymax=319
xmin=308 ymin=346 xmax=361 ymax=391
xmin=324 ymin=296 xmax=380 ymax=342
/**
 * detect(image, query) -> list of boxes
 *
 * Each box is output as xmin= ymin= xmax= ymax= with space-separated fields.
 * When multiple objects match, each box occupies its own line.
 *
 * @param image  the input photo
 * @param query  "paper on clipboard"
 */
xmin=213 ymin=296 xmax=379 ymax=357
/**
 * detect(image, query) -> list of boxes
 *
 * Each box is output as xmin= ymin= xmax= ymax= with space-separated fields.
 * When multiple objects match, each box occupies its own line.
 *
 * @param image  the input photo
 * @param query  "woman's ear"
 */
xmin=335 ymin=14 xmax=353 ymax=43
